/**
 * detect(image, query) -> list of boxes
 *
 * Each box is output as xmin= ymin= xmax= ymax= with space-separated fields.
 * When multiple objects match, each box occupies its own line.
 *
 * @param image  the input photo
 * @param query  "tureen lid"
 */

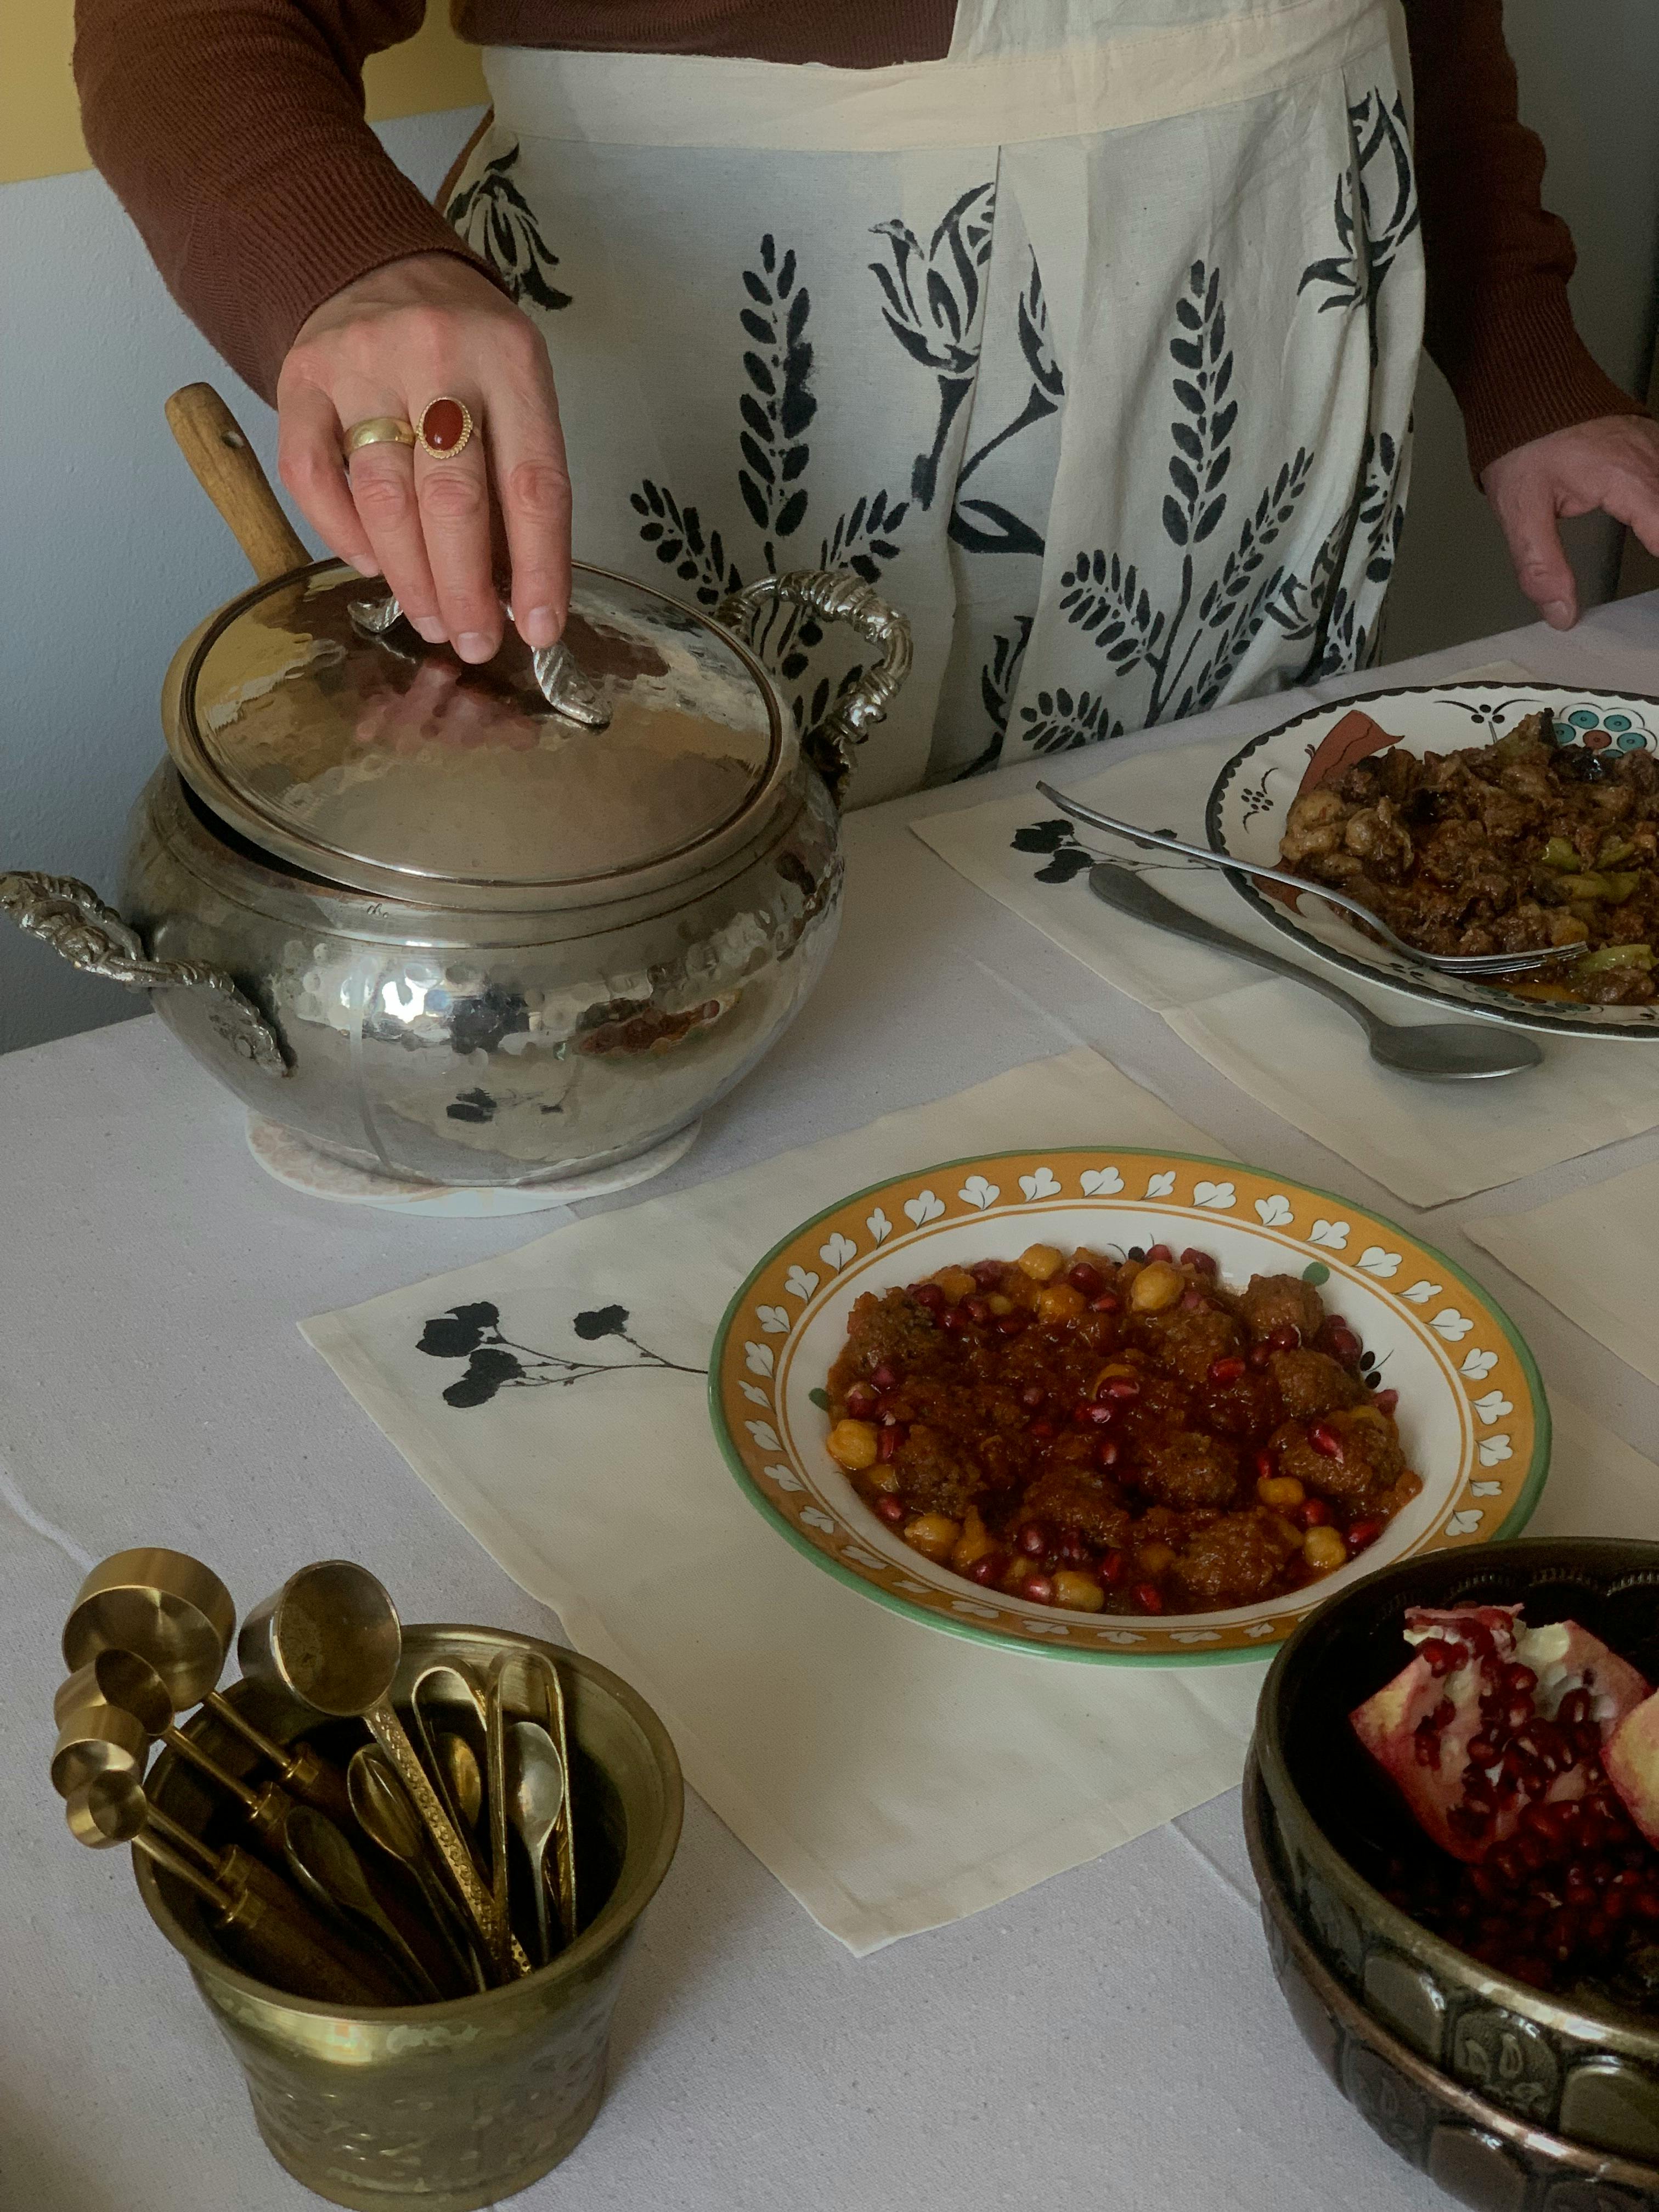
xmin=167 ymin=562 xmax=785 ymax=911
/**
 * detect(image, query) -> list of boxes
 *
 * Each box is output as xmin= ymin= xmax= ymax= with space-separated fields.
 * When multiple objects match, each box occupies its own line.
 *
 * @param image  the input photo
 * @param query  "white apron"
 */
xmin=445 ymin=0 xmax=1424 ymax=804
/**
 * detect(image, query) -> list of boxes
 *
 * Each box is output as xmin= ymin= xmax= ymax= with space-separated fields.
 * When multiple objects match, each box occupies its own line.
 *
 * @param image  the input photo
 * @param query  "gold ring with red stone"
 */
xmin=416 ymin=396 xmax=474 ymax=461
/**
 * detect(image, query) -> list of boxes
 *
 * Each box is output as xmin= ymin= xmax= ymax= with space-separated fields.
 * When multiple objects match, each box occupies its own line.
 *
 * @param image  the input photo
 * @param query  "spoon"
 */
xmin=347 ymin=1746 xmax=487 ymax=1994
xmin=54 ymin=1649 xmax=296 ymax=1842
xmin=1087 ymin=863 xmax=1544 ymax=1081
xmin=505 ymin=1720 xmax=566 ymax=1967
xmin=440 ymin=1733 xmax=484 ymax=1837
xmin=283 ymin=1803 xmax=443 ymax=2003
xmin=1038 ymin=784 xmax=1569 ymax=976
xmin=239 ymin=1562 xmax=528 ymax=1977
xmin=63 ymin=1548 xmax=351 ymax=1816
xmin=407 ymin=1661 xmax=489 ymax=1870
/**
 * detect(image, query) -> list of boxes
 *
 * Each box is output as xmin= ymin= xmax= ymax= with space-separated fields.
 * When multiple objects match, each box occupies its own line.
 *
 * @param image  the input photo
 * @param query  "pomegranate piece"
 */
xmin=1606 ymin=1691 xmax=1659 ymax=1847
xmin=1351 ymin=1605 xmax=1650 ymax=1865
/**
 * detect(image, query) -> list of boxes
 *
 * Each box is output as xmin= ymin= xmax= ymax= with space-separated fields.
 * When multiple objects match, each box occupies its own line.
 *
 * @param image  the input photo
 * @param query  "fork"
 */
xmin=1034 ymin=783 xmax=1571 ymax=977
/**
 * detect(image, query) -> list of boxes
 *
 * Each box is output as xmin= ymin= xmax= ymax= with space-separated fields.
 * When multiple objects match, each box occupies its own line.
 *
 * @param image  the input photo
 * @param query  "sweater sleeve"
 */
xmin=1403 ymin=0 xmax=1647 ymax=478
xmin=73 ymin=0 xmax=493 ymax=404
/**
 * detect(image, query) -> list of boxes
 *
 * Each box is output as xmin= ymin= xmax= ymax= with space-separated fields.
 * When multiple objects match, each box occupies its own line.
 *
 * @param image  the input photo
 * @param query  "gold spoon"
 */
xmin=347 ymin=1746 xmax=486 ymax=1994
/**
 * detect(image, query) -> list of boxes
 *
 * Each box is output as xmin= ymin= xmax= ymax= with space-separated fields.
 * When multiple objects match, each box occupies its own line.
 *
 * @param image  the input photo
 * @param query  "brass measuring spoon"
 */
xmin=63 ymin=1776 xmax=396 ymax=2007
xmin=55 ymin=1650 xmax=295 ymax=1843
xmin=239 ymin=1563 xmax=528 ymax=1979
xmin=50 ymin=1699 xmax=150 ymax=1796
xmin=63 ymin=1548 xmax=349 ymax=1816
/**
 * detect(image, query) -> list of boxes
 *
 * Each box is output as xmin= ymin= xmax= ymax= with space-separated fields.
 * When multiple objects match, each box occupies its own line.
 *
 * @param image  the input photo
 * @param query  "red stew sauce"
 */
xmin=825 ymin=1242 xmax=1420 ymax=1616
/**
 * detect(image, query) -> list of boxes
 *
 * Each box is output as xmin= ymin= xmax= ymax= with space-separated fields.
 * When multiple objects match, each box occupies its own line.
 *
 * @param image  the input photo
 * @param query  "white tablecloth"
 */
xmin=5 ymin=593 xmax=1659 ymax=2212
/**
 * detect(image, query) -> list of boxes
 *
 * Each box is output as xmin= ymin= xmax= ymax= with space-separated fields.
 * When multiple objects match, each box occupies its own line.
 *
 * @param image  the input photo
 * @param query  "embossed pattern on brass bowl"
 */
xmin=134 ymin=1625 xmax=682 ymax=2212
xmin=1251 ymin=1538 xmax=1659 ymax=2188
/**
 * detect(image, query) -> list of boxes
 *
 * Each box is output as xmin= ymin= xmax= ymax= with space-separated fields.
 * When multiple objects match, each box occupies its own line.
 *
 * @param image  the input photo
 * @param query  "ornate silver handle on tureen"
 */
xmin=0 ymin=872 xmax=288 ymax=1073
xmin=348 ymin=591 xmax=612 ymax=731
xmin=715 ymin=570 xmax=914 ymax=804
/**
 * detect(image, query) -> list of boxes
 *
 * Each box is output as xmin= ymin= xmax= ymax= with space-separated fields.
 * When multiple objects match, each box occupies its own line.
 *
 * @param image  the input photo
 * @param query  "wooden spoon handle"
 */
xmin=164 ymin=382 xmax=309 ymax=583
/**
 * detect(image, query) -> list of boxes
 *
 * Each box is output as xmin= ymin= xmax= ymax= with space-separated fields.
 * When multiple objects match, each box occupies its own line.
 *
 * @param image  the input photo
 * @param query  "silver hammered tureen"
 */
xmin=2 ymin=394 xmax=910 ymax=1190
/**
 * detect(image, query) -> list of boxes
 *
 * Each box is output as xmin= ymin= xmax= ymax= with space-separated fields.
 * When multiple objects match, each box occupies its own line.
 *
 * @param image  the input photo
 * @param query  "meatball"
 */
xmin=1238 ymin=1273 xmax=1326 ymax=1343
xmin=831 ymin=1288 xmax=943 ymax=1387
xmin=1271 ymin=1409 xmax=1404 ymax=1514
xmin=1131 ymin=1304 xmax=1244 ymax=1387
xmin=891 ymin=1422 xmax=980 ymax=1517
xmin=1019 ymin=1468 xmax=1135 ymax=1552
xmin=1172 ymin=1513 xmax=1302 ymax=1608
xmin=1270 ymin=1348 xmax=1364 ymax=1421
xmin=1199 ymin=1367 xmax=1284 ymax=1442
xmin=1133 ymin=1430 xmax=1240 ymax=1511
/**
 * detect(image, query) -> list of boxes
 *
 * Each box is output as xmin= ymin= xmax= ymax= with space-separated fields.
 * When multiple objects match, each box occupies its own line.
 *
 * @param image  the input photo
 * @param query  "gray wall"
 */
xmin=4 ymin=5 xmax=1657 ymax=1057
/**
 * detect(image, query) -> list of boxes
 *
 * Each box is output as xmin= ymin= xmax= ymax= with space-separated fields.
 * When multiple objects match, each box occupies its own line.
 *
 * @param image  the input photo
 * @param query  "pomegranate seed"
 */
xmin=1247 ymin=1343 xmax=1272 ymax=1371
xmin=1072 ymin=1400 xmax=1114 ymax=1427
xmin=1434 ymin=1700 xmax=1455 ymax=1729
xmin=1329 ymin=1325 xmax=1361 ymax=1362
xmin=1298 ymin=1498 xmax=1330 ymax=1528
xmin=871 ymin=1362 xmax=900 ymax=1390
xmin=875 ymin=1495 xmax=906 ymax=1526
xmin=1133 ymin=1582 xmax=1166 ymax=1614
xmin=1017 ymin=1522 xmax=1051 ymax=1558
xmin=1267 ymin=1325 xmax=1302 ymax=1353
xmin=996 ymin=1312 xmax=1029 ymax=1336
xmin=1417 ymin=1639 xmax=1458 ymax=1677
xmin=1468 ymin=1736 xmax=1498 ymax=1768
xmin=1101 ymin=1549 xmax=1128 ymax=1587
xmin=964 ymin=1297 xmax=991 ymax=1324
xmin=876 ymin=1425 xmax=904 ymax=1463
xmin=970 ymin=1261 xmax=1005 ymax=1289
xmin=1147 ymin=1244 xmax=1173 ymax=1263
xmin=1059 ymin=1534 xmax=1094 ymax=1567
xmin=1019 ymin=1384 xmax=1047 ymax=1411
xmin=1088 ymin=1291 xmax=1121 ymax=1313
xmin=1180 ymin=1287 xmax=1209 ymax=1311
xmin=1029 ymin=1417 xmax=1058 ymax=1441
xmin=1207 ymin=1355 xmax=1246 ymax=1386
xmin=912 ymin=1284 xmax=945 ymax=1313
xmin=1095 ymin=1438 xmax=1120 ymax=1470
xmin=1346 ymin=1516 xmax=1385 ymax=1553
xmin=1308 ymin=1421 xmax=1343 ymax=1459
xmin=1068 ymin=1262 xmax=1105 ymax=1296
xmin=1181 ymin=1248 xmax=1218 ymax=1276
xmin=941 ymin=1307 xmax=967 ymax=1333
xmin=969 ymin=1551 xmax=1007 ymax=1585
xmin=844 ymin=1383 xmax=878 ymax=1418
xmin=1506 ymin=1664 xmax=1538 ymax=1696
xmin=1252 ymin=1448 xmax=1277 ymax=1483
xmin=1373 ymin=1388 xmax=1399 ymax=1415
xmin=1024 ymin=1575 xmax=1056 ymax=1605
xmin=1103 ymin=1376 xmax=1142 ymax=1402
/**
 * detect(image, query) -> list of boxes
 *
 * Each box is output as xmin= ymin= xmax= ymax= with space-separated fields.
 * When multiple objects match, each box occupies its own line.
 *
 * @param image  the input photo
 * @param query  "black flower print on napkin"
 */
xmin=417 ymin=1300 xmax=699 ymax=1410
xmin=445 ymin=143 xmax=572 ymax=312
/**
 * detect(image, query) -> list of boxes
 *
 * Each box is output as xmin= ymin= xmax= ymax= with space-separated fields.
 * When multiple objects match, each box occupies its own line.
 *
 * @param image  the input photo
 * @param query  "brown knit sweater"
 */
xmin=73 ymin=0 xmax=1645 ymax=476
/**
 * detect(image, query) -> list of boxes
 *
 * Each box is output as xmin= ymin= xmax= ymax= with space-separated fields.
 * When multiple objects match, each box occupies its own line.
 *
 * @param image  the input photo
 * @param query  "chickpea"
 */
xmin=933 ymin=1267 xmax=977 ymax=1304
xmin=1137 ymin=1542 xmax=1177 ymax=1578
xmin=904 ymin=1511 xmax=961 ymax=1563
xmin=1303 ymin=1525 xmax=1348 ymax=1573
xmin=1257 ymin=1474 xmax=1306 ymax=1511
xmin=1128 ymin=1261 xmax=1184 ymax=1313
xmin=986 ymin=1293 xmax=1013 ymax=1317
xmin=1392 ymin=1468 xmax=1424 ymax=1505
xmin=868 ymin=1463 xmax=901 ymax=1495
xmin=1037 ymin=1283 xmax=1087 ymax=1324
xmin=1003 ymin=1554 xmax=1038 ymax=1590
xmin=826 ymin=1419 xmax=879 ymax=1472
xmin=951 ymin=1505 xmax=997 ymax=1572
xmin=1052 ymin=1570 xmax=1107 ymax=1613
xmin=1017 ymin=1243 xmax=1064 ymax=1283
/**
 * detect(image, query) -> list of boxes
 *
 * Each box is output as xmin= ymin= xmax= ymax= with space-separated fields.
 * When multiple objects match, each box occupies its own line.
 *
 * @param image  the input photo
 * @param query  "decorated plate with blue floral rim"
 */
xmin=709 ymin=1150 xmax=1548 ymax=1665
xmin=1208 ymin=682 xmax=1659 ymax=1036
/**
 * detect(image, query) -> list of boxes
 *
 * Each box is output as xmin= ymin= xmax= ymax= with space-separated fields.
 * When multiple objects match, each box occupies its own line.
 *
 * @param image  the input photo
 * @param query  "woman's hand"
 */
xmin=276 ymin=252 xmax=571 ymax=662
xmin=1482 ymin=414 xmax=1659 ymax=630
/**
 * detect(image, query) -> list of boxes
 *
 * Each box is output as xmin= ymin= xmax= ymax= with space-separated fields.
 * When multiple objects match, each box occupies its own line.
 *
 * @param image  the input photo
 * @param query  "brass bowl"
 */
xmin=1245 ymin=1756 xmax=1659 ymax=2207
xmin=1251 ymin=1538 xmax=1659 ymax=2175
xmin=136 ymin=1624 xmax=682 ymax=2212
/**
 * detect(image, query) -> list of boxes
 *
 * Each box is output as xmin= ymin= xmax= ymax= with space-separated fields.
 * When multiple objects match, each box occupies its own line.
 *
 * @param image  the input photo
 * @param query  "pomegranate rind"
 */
xmin=1351 ymin=1607 xmax=1650 ymax=1865
xmin=1606 ymin=1691 xmax=1659 ymax=1848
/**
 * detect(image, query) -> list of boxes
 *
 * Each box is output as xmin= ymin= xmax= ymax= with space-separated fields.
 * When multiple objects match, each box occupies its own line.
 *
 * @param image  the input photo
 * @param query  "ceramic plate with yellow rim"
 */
xmin=708 ymin=1150 xmax=1548 ymax=1664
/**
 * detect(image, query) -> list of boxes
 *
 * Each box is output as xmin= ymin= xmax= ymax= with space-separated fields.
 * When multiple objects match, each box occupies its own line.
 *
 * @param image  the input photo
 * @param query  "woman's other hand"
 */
xmin=276 ymin=252 xmax=571 ymax=661
xmin=1482 ymin=414 xmax=1659 ymax=630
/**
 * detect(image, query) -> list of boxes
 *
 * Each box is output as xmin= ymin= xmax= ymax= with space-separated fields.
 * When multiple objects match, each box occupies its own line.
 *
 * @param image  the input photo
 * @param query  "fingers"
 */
xmin=413 ymin=402 xmax=503 ymax=663
xmin=277 ymin=383 xmax=378 ymax=575
xmin=348 ymin=432 xmax=447 ymax=644
xmin=487 ymin=354 xmax=573 ymax=651
xmin=1492 ymin=473 xmax=1578 ymax=629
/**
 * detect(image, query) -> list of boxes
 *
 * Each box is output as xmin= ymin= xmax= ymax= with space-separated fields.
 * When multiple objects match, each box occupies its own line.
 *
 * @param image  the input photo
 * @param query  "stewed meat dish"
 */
xmin=1279 ymin=711 xmax=1659 ymax=1003
xmin=823 ymin=1242 xmax=1420 ymax=1617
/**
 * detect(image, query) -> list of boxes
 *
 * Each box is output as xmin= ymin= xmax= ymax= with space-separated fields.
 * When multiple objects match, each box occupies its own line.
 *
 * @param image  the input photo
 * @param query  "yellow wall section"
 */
xmin=2 ymin=5 xmax=487 ymax=188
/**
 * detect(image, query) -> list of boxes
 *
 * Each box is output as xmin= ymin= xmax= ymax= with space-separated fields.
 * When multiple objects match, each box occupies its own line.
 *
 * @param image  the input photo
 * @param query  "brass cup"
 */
xmin=134 ymin=1624 xmax=682 ymax=2212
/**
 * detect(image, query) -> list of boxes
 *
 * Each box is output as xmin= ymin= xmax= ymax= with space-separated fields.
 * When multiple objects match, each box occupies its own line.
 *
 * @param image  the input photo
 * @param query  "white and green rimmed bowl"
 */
xmin=709 ymin=1149 xmax=1549 ymax=1665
